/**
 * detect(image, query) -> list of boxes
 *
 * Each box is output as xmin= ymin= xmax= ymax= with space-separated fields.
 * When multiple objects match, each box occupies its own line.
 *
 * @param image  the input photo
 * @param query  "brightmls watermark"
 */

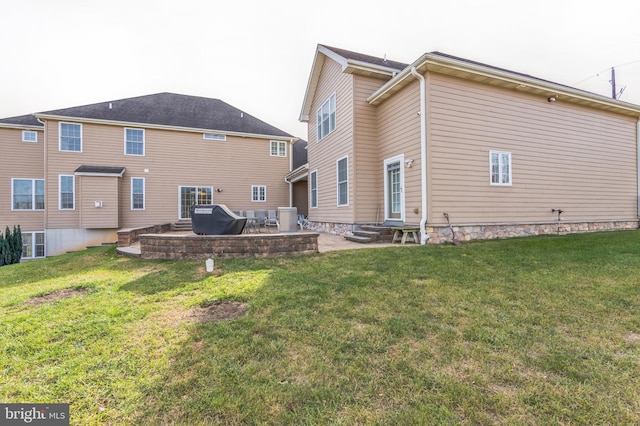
xmin=1 ymin=404 xmax=69 ymax=425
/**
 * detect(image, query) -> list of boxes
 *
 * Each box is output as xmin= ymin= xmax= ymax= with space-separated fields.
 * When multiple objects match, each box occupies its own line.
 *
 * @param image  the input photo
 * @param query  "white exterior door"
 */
xmin=384 ymin=155 xmax=404 ymax=222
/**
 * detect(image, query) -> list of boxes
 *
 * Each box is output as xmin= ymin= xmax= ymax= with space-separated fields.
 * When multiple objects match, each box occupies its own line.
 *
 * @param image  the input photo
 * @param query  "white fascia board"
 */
xmin=35 ymin=114 xmax=292 ymax=141
xmin=368 ymin=53 xmax=640 ymax=116
xmin=0 ymin=123 xmax=43 ymax=130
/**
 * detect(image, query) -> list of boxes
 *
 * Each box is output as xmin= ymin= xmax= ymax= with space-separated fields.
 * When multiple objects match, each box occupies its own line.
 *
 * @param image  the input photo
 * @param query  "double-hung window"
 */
xmin=310 ymin=170 xmax=318 ymax=208
xmin=270 ymin=140 xmax=287 ymax=157
xmin=252 ymin=185 xmax=266 ymax=202
xmin=317 ymin=93 xmax=336 ymax=141
xmin=22 ymin=232 xmax=45 ymax=258
xmin=12 ymin=179 xmax=44 ymax=210
xmin=125 ymin=128 xmax=145 ymax=156
xmin=59 ymin=175 xmax=75 ymax=210
xmin=490 ymin=151 xmax=512 ymax=186
xmin=22 ymin=131 xmax=37 ymax=142
xmin=131 ymin=177 xmax=145 ymax=210
xmin=60 ymin=123 xmax=82 ymax=152
xmin=336 ymin=156 xmax=348 ymax=206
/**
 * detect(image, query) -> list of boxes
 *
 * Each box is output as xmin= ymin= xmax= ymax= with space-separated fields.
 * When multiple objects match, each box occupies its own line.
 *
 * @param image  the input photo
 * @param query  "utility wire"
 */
xmin=573 ymin=58 xmax=640 ymax=86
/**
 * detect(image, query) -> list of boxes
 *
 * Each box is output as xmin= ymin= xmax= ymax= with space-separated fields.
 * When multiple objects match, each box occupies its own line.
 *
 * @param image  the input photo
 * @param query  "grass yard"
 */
xmin=1 ymin=231 xmax=639 ymax=425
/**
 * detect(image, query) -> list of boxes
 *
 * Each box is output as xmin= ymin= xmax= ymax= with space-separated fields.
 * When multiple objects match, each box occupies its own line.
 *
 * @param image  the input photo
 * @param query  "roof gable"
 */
xmin=36 ymin=93 xmax=292 ymax=138
xmin=299 ymin=44 xmax=408 ymax=122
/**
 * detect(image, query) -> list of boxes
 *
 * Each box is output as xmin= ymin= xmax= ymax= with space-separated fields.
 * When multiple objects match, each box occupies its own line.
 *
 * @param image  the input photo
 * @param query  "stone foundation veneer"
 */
xmin=305 ymin=221 xmax=355 ymax=236
xmin=139 ymin=232 xmax=319 ymax=259
xmin=307 ymin=219 xmax=639 ymax=244
xmin=425 ymin=220 xmax=639 ymax=244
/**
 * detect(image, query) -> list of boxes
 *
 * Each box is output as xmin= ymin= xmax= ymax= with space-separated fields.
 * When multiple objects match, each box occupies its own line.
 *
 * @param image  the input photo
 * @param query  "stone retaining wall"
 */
xmin=139 ymin=232 xmax=319 ymax=259
xmin=117 ymin=223 xmax=172 ymax=247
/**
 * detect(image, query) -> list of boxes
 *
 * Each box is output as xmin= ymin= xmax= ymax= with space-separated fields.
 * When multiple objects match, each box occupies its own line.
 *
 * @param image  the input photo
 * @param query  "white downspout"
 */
xmin=411 ymin=67 xmax=428 ymax=244
xmin=637 ymin=119 xmax=640 ymax=219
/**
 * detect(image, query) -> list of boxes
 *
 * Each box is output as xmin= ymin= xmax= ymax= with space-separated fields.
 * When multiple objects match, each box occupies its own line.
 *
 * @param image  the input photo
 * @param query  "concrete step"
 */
xmin=344 ymin=235 xmax=375 ymax=244
xmin=171 ymin=220 xmax=193 ymax=231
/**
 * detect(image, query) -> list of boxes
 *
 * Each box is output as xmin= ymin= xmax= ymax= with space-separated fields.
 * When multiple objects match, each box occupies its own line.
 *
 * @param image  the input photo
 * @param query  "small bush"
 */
xmin=0 ymin=225 xmax=22 ymax=267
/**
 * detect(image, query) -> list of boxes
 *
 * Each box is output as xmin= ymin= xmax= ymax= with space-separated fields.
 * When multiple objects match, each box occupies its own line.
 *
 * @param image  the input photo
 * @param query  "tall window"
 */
xmin=252 ymin=185 xmax=266 ymax=202
xmin=59 ymin=175 xmax=75 ymax=210
xmin=270 ymin=140 xmax=287 ymax=157
xmin=59 ymin=123 xmax=82 ymax=152
xmin=490 ymin=151 xmax=512 ymax=186
xmin=12 ymin=179 xmax=44 ymax=210
xmin=125 ymin=128 xmax=145 ymax=155
xmin=22 ymin=131 xmax=37 ymax=142
xmin=131 ymin=178 xmax=145 ymax=210
xmin=22 ymin=232 xmax=45 ymax=258
xmin=317 ymin=93 xmax=336 ymax=141
xmin=310 ymin=170 xmax=318 ymax=208
xmin=336 ymin=156 xmax=348 ymax=206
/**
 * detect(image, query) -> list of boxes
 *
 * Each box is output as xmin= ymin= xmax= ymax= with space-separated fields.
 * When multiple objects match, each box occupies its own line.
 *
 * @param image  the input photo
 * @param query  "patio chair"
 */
xmin=255 ymin=210 xmax=267 ymax=232
xmin=297 ymin=214 xmax=308 ymax=230
xmin=245 ymin=210 xmax=258 ymax=233
xmin=265 ymin=210 xmax=278 ymax=230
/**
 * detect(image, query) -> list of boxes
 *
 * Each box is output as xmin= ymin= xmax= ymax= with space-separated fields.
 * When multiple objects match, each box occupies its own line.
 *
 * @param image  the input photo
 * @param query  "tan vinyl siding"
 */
xmin=377 ymin=80 xmax=422 ymax=222
xmin=0 ymin=127 xmax=45 ymax=232
xmin=427 ymin=73 xmax=638 ymax=224
xmin=353 ymin=75 xmax=386 ymax=223
xmin=307 ymin=57 xmax=355 ymax=223
xmin=45 ymin=121 xmax=291 ymax=229
xmin=79 ymin=176 xmax=119 ymax=228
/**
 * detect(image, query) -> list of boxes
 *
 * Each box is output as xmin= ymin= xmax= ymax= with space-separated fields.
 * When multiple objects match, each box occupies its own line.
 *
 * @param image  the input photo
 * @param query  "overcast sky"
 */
xmin=2 ymin=0 xmax=639 ymax=138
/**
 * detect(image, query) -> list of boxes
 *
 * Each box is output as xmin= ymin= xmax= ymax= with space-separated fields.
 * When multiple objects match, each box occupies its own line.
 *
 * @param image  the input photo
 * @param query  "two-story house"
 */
xmin=300 ymin=45 xmax=640 ymax=243
xmin=1 ymin=92 xmax=298 ymax=257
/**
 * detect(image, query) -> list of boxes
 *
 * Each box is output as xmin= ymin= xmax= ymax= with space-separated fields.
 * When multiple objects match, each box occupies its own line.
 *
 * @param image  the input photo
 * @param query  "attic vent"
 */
xmin=203 ymin=133 xmax=226 ymax=141
xmin=109 ymin=102 xmax=113 ymax=110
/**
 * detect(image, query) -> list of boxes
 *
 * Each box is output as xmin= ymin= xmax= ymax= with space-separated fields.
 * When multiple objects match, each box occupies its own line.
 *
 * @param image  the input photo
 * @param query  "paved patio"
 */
xmin=117 ymin=231 xmax=399 ymax=257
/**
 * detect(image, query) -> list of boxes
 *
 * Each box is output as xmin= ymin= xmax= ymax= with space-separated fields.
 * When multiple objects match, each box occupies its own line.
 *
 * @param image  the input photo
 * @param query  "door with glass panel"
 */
xmin=384 ymin=157 xmax=404 ymax=222
xmin=179 ymin=186 xmax=213 ymax=219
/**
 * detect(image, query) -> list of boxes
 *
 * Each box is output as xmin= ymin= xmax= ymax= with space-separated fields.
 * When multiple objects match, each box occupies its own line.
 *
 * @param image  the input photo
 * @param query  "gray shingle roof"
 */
xmin=38 ymin=93 xmax=292 ymax=138
xmin=74 ymin=165 xmax=126 ymax=176
xmin=320 ymin=45 xmax=408 ymax=71
xmin=0 ymin=114 xmax=42 ymax=127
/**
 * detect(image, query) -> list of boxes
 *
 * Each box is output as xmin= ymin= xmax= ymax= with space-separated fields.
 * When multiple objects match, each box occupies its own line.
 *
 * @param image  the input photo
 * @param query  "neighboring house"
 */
xmin=1 ymin=93 xmax=299 ymax=257
xmin=299 ymin=44 xmax=640 ymax=243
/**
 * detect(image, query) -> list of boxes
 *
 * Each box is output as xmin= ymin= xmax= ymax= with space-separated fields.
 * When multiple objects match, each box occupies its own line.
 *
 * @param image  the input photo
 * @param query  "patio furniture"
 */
xmin=245 ymin=210 xmax=260 ymax=233
xmin=391 ymin=226 xmax=420 ymax=244
xmin=255 ymin=210 xmax=267 ymax=231
xmin=265 ymin=210 xmax=278 ymax=230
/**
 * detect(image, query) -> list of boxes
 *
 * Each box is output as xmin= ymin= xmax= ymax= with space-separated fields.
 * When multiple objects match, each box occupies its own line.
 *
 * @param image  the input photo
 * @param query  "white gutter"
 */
xmin=411 ymin=67 xmax=428 ymax=245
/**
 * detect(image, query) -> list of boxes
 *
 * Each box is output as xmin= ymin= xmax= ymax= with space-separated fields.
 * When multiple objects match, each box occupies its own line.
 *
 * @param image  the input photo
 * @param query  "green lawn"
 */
xmin=1 ymin=231 xmax=639 ymax=425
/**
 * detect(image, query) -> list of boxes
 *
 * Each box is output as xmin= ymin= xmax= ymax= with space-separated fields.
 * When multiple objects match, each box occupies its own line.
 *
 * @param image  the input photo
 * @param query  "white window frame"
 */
xmin=310 ymin=170 xmax=318 ymax=208
xmin=270 ymin=140 xmax=287 ymax=157
xmin=489 ymin=151 xmax=512 ymax=186
xmin=251 ymin=185 xmax=267 ymax=202
xmin=22 ymin=231 xmax=46 ymax=259
xmin=178 ymin=186 xmax=213 ymax=220
xmin=59 ymin=122 xmax=82 ymax=152
xmin=131 ymin=177 xmax=145 ymax=210
xmin=59 ymin=175 xmax=75 ymax=210
xmin=317 ymin=93 xmax=336 ymax=141
xmin=11 ymin=178 xmax=44 ymax=211
xmin=124 ymin=128 xmax=145 ymax=156
xmin=336 ymin=155 xmax=349 ymax=207
xmin=203 ymin=133 xmax=226 ymax=141
xmin=22 ymin=130 xmax=37 ymax=142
